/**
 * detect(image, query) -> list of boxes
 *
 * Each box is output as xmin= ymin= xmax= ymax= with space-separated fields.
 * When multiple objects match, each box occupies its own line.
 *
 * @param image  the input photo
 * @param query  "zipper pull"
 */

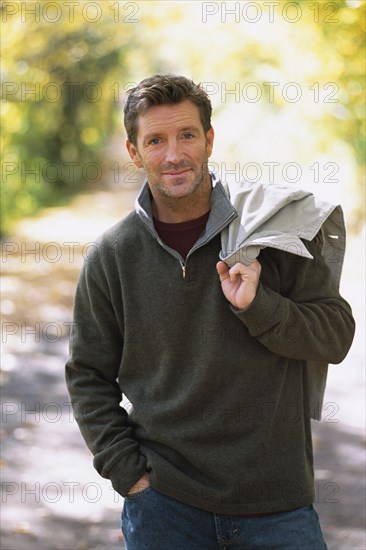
xmin=180 ymin=261 xmax=186 ymax=279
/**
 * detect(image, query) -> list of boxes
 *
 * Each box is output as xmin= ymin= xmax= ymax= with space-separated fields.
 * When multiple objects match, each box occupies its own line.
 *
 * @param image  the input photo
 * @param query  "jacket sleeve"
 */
xmin=232 ymin=233 xmax=355 ymax=364
xmin=65 ymin=248 xmax=147 ymax=497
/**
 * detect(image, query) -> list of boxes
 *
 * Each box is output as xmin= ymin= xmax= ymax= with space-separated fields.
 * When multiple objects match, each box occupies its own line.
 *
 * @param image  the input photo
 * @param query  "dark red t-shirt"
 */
xmin=153 ymin=211 xmax=210 ymax=259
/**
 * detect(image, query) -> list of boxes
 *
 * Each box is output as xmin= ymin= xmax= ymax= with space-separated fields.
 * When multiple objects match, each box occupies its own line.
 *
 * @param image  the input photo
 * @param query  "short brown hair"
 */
xmin=124 ymin=74 xmax=212 ymax=146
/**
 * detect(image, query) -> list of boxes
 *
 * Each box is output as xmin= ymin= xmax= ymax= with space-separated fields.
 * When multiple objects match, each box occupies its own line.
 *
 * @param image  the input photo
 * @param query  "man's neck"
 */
xmin=152 ymin=194 xmax=211 ymax=223
xmin=151 ymin=177 xmax=212 ymax=223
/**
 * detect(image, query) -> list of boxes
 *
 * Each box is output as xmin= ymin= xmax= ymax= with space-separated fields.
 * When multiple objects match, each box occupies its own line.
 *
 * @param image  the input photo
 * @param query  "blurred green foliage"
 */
xmin=1 ymin=4 xmax=144 ymax=234
xmin=1 ymin=0 xmax=365 ymax=235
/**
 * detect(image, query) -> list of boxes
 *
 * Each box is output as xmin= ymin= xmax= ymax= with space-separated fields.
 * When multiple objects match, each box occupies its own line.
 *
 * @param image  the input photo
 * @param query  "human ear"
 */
xmin=206 ymin=127 xmax=214 ymax=158
xmin=126 ymin=139 xmax=143 ymax=168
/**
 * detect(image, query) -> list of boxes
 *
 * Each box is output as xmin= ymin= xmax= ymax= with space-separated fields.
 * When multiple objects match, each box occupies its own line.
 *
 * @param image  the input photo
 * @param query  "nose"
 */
xmin=164 ymin=139 xmax=183 ymax=165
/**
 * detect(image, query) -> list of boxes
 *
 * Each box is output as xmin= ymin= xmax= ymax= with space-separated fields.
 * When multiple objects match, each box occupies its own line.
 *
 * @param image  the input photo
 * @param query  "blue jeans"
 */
xmin=121 ymin=486 xmax=327 ymax=549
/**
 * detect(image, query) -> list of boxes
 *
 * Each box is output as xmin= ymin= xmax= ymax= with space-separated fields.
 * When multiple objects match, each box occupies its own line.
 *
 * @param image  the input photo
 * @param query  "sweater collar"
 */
xmin=135 ymin=172 xmax=238 ymax=239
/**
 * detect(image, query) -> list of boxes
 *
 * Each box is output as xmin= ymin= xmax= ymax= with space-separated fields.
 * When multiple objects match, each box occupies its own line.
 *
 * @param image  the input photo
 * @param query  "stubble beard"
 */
xmin=155 ymin=162 xmax=210 ymax=205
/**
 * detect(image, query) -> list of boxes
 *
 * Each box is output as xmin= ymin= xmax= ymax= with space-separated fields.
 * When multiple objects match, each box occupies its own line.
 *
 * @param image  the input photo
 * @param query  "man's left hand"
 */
xmin=216 ymin=260 xmax=261 ymax=310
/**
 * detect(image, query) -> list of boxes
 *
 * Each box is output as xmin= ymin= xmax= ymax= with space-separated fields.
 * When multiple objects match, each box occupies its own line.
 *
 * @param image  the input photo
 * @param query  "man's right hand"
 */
xmin=127 ymin=472 xmax=150 ymax=495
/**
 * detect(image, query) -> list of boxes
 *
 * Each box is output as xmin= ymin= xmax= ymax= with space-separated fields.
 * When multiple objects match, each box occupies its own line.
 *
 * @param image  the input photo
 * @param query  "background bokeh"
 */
xmin=1 ymin=0 xmax=365 ymax=234
xmin=1 ymin=1 xmax=365 ymax=549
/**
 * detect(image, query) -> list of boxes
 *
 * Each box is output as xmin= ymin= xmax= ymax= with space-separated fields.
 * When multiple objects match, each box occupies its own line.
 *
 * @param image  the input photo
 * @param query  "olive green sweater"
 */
xmin=65 ymin=179 xmax=355 ymax=514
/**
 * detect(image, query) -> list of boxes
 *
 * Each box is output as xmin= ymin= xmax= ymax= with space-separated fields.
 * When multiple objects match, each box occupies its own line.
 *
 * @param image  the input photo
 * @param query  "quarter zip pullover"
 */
xmin=65 ymin=176 xmax=355 ymax=514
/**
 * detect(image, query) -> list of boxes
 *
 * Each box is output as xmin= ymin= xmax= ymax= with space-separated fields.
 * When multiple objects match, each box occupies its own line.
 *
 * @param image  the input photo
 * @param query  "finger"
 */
xmin=230 ymin=260 xmax=260 ymax=273
xmin=216 ymin=261 xmax=230 ymax=280
xmin=229 ymin=261 xmax=261 ymax=281
xmin=229 ymin=262 xmax=253 ymax=276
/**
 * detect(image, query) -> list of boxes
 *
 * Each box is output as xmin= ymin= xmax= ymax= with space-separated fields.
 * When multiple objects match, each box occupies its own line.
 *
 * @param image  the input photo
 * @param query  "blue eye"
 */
xmin=149 ymin=138 xmax=161 ymax=145
xmin=183 ymin=133 xmax=194 ymax=139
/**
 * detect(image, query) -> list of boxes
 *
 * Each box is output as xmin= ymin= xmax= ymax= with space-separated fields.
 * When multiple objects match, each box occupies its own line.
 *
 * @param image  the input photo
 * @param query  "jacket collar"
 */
xmin=135 ymin=172 xmax=238 ymax=247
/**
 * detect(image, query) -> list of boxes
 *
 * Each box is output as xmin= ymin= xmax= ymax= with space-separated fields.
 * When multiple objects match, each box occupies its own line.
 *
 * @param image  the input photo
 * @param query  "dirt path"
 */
xmin=1 ymin=187 xmax=365 ymax=549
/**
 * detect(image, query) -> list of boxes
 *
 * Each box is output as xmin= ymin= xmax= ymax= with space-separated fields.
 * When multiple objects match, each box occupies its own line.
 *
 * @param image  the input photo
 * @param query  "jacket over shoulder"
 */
xmin=220 ymin=179 xmax=349 ymax=420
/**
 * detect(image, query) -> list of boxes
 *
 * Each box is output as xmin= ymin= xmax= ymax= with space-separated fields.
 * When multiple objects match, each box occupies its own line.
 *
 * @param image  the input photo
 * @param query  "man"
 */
xmin=65 ymin=74 xmax=355 ymax=549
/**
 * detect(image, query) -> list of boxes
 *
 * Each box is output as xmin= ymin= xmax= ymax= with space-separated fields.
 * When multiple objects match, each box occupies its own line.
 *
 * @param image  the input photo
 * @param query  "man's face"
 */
xmin=126 ymin=100 xmax=214 ymax=202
